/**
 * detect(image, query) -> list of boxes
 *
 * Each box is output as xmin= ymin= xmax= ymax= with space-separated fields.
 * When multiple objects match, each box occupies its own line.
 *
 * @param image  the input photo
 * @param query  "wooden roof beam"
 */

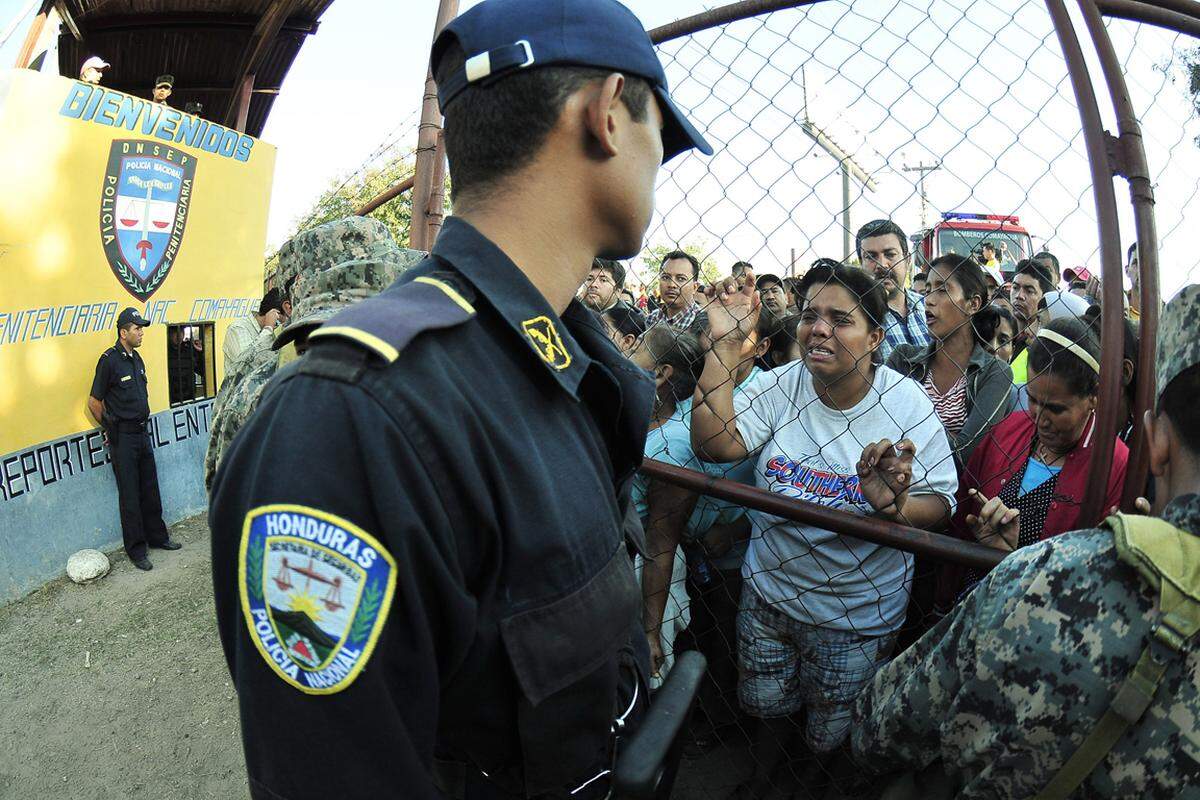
xmin=51 ymin=0 xmax=80 ymax=41
xmin=105 ymin=83 xmax=281 ymax=95
xmin=77 ymin=12 xmax=319 ymax=36
xmin=221 ymin=0 xmax=298 ymax=128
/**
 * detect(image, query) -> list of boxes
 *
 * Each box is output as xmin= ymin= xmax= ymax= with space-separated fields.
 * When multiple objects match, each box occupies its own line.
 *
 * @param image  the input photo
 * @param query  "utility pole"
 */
xmin=410 ymin=0 xmax=460 ymax=251
xmin=800 ymin=121 xmax=877 ymax=261
xmin=903 ymin=161 xmax=941 ymax=228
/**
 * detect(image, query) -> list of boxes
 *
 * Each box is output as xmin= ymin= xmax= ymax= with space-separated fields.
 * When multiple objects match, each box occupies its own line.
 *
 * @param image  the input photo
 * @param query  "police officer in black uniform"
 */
xmin=208 ymin=0 xmax=711 ymax=797
xmin=88 ymin=308 xmax=180 ymax=571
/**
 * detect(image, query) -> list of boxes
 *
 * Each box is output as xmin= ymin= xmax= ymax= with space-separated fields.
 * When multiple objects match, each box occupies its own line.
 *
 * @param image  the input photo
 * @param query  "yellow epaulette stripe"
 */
xmin=308 ymin=326 xmax=400 ymax=363
xmin=414 ymin=276 xmax=476 ymax=314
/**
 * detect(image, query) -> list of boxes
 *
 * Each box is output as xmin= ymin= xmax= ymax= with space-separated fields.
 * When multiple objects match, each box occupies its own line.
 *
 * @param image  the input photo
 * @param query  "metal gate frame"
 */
xmin=380 ymin=0 xmax=1195 ymax=571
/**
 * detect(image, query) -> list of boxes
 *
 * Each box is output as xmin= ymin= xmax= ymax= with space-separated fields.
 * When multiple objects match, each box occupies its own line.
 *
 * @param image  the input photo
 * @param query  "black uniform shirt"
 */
xmin=90 ymin=342 xmax=150 ymax=423
xmin=210 ymin=217 xmax=655 ymax=800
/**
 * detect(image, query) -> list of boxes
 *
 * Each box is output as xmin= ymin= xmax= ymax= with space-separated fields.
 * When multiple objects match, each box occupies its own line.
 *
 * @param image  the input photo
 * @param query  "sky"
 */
xmin=2 ymin=0 xmax=1198 ymax=297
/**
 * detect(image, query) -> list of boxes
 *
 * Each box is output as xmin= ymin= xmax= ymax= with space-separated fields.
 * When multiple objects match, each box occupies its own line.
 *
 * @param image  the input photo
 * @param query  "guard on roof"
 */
xmin=207 ymin=0 xmax=712 ymax=797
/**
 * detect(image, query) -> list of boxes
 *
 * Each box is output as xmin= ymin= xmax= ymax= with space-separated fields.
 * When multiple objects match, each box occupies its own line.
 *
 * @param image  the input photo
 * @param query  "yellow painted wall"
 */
xmin=0 ymin=69 xmax=276 ymax=455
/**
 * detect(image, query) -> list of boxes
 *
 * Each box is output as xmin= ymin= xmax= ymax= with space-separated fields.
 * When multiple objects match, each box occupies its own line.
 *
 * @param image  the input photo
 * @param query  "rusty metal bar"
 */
xmin=648 ymin=0 xmax=821 ymax=44
xmin=1077 ymin=0 xmax=1162 ymax=511
xmin=1139 ymin=0 xmax=1200 ymax=15
xmin=1045 ymin=0 xmax=1124 ymax=527
xmin=410 ymin=0 xmax=459 ymax=252
xmin=222 ymin=0 xmax=297 ymax=126
xmin=641 ymin=459 xmax=1005 ymax=571
xmin=234 ymin=72 xmax=255 ymax=133
xmin=1096 ymin=0 xmax=1200 ymax=37
xmin=425 ymin=129 xmax=448 ymax=246
xmin=354 ymin=174 xmax=416 ymax=217
xmin=51 ymin=0 xmax=80 ymax=41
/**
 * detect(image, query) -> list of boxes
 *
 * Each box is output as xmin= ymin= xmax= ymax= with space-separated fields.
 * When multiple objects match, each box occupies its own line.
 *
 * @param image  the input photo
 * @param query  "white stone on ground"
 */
xmin=66 ymin=550 xmax=110 ymax=584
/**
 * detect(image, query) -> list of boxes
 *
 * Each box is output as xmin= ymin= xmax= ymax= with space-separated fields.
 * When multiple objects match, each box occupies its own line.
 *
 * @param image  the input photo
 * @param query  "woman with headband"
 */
xmin=945 ymin=316 xmax=1129 ymax=598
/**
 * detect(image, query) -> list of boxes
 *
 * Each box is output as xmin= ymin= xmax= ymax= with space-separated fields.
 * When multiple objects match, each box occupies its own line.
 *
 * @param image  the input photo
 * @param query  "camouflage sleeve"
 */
xmin=849 ymin=544 xmax=1051 ymax=774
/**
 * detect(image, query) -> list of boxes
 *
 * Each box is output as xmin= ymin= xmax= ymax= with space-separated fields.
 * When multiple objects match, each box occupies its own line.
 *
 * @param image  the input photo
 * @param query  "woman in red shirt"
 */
xmin=947 ymin=316 xmax=1128 ymax=597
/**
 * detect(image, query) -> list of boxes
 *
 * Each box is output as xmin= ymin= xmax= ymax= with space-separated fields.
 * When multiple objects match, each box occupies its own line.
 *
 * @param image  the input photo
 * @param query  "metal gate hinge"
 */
xmin=1105 ymin=131 xmax=1130 ymax=178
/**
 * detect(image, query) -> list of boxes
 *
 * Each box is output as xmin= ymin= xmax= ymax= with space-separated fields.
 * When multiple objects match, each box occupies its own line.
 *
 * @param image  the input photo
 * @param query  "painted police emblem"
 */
xmin=100 ymin=139 xmax=197 ymax=301
xmin=522 ymin=315 xmax=572 ymax=370
xmin=239 ymin=505 xmax=396 ymax=694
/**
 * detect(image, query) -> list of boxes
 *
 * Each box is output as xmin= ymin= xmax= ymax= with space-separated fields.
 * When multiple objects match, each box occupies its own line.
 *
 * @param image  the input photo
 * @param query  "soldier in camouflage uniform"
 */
xmin=850 ymin=284 xmax=1200 ymax=798
xmin=203 ymin=218 xmax=423 ymax=492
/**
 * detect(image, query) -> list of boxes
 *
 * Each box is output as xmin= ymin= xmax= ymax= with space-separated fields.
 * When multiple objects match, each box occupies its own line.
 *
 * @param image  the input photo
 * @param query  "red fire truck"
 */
xmin=912 ymin=212 xmax=1034 ymax=279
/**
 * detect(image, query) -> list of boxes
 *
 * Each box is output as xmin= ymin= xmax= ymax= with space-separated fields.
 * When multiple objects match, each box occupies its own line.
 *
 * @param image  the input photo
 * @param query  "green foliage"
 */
xmin=264 ymin=147 xmax=452 ymax=286
xmin=641 ymin=239 xmax=722 ymax=286
xmin=1171 ymin=48 xmax=1200 ymax=147
xmin=294 ymin=155 xmax=418 ymax=247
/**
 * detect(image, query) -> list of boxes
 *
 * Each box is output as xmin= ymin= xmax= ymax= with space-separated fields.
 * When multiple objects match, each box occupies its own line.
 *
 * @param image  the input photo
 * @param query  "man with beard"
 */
xmin=579 ymin=257 xmax=625 ymax=312
xmin=856 ymin=219 xmax=929 ymax=362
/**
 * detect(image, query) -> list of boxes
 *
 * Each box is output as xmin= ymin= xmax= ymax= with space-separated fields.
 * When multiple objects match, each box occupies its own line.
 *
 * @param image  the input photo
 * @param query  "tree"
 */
xmin=640 ymin=239 xmax=722 ymax=287
xmin=1173 ymin=48 xmax=1200 ymax=146
xmin=291 ymin=154 xmax=417 ymax=246
xmin=264 ymin=146 xmax=452 ymax=287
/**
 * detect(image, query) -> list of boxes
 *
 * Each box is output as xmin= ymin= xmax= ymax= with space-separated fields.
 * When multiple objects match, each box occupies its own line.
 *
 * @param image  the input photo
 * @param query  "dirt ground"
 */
xmin=0 ymin=514 xmax=249 ymax=800
xmin=0 ymin=513 xmax=745 ymax=799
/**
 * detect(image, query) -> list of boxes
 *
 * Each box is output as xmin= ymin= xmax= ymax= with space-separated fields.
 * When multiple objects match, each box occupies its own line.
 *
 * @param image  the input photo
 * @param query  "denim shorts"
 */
xmin=736 ymin=586 xmax=897 ymax=752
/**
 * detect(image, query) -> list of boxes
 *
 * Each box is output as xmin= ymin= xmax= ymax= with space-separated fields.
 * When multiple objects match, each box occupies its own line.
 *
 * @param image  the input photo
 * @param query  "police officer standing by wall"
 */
xmin=88 ymin=308 xmax=179 ymax=572
xmin=209 ymin=0 xmax=711 ymax=797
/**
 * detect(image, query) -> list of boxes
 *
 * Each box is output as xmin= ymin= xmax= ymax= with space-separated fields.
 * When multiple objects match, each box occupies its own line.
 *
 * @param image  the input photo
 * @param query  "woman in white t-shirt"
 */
xmin=690 ymin=262 xmax=959 ymax=794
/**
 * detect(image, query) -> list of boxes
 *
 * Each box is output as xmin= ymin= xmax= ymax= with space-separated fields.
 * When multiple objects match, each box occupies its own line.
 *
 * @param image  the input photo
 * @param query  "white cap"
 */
xmin=80 ymin=56 xmax=110 ymax=73
xmin=1043 ymin=289 xmax=1091 ymax=322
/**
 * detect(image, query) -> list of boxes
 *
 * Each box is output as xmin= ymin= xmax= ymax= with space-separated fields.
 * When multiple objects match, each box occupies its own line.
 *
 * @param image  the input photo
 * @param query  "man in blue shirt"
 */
xmin=856 ymin=219 xmax=930 ymax=361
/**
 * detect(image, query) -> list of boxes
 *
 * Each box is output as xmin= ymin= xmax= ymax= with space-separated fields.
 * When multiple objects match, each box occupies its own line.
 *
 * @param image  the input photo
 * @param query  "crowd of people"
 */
xmin=575 ymin=216 xmax=1156 ymax=796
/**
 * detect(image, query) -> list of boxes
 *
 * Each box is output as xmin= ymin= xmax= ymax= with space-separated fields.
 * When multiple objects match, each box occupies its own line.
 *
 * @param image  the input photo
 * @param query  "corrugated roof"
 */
xmin=56 ymin=0 xmax=333 ymax=137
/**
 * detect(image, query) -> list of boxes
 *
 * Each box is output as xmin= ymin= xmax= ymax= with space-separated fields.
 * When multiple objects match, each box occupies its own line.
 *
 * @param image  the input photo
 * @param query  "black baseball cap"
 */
xmin=118 ymin=307 xmax=150 ymax=327
xmin=432 ymin=0 xmax=713 ymax=164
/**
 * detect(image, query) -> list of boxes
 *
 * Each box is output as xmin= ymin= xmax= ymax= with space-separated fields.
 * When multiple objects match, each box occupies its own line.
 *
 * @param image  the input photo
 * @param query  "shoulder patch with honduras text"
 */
xmin=239 ymin=505 xmax=396 ymax=694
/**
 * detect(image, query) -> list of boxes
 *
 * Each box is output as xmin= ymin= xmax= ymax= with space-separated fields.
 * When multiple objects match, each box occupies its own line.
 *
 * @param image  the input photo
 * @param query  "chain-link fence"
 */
xmin=289 ymin=1 xmax=1200 ymax=795
xmin=581 ymin=2 xmax=1200 ymax=797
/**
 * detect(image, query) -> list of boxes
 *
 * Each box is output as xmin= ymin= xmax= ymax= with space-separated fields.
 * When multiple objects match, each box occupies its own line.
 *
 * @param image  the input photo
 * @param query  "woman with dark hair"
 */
xmin=888 ymin=254 xmax=1014 ymax=463
xmin=599 ymin=302 xmax=646 ymax=357
xmin=629 ymin=324 xmax=705 ymax=687
xmin=974 ymin=303 xmax=1017 ymax=364
xmin=755 ymin=311 xmax=799 ymax=371
xmin=951 ymin=316 xmax=1129 ymax=574
xmin=690 ymin=264 xmax=958 ymax=791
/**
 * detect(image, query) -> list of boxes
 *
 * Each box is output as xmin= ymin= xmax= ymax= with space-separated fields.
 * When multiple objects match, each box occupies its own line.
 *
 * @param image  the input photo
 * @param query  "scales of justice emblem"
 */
xmin=100 ymin=139 xmax=197 ymax=301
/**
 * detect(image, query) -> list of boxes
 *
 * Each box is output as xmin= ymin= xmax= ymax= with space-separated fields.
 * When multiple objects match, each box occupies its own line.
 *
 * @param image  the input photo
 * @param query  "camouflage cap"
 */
xmin=1156 ymin=284 xmax=1200 ymax=403
xmin=273 ymin=217 xmax=399 ymax=291
xmin=273 ymin=249 xmax=426 ymax=350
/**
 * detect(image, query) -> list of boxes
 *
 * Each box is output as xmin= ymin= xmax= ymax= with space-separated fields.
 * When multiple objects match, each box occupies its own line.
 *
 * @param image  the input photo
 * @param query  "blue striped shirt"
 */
xmin=879 ymin=289 xmax=931 ymax=362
